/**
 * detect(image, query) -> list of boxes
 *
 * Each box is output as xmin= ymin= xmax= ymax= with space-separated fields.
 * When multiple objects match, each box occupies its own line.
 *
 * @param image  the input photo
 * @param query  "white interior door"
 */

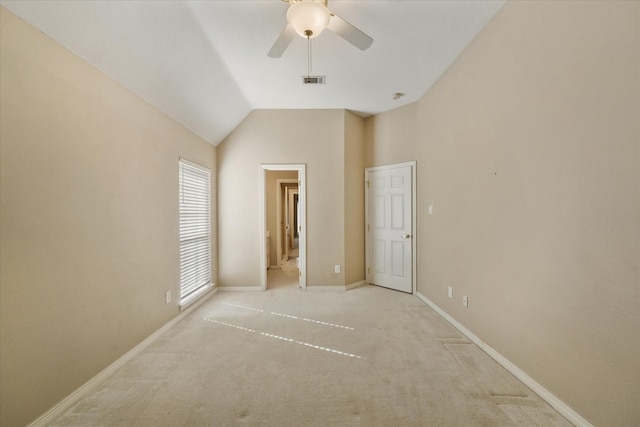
xmin=366 ymin=164 xmax=414 ymax=293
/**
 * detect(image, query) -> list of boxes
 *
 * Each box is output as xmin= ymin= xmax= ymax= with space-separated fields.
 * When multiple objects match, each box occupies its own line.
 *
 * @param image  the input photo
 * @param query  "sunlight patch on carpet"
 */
xmin=222 ymin=302 xmax=264 ymax=312
xmin=204 ymin=318 xmax=364 ymax=360
xmin=221 ymin=302 xmax=355 ymax=330
xmin=260 ymin=332 xmax=364 ymax=359
xmin=269 ymin=312 xmax=355 ymax=330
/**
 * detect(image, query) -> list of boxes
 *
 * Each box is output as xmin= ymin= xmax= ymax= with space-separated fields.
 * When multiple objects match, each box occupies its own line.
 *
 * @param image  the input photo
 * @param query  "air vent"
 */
xmin=302 ymin=76 xmax=326 ymax=85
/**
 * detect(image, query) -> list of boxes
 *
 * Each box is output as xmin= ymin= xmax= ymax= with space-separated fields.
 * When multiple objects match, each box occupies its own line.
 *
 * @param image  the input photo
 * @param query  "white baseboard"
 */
xmin=28 ymin=289 xmax=217 ymax=427
xmin=346 ymin=280 xmax=366 ymax=290
xmin=218 ymin=286 xmax=262 ymax=291
xmin=306 ymin=281 xmax=365 ymax=292
xmin=415 ymin=292 xmax=592 ymax=427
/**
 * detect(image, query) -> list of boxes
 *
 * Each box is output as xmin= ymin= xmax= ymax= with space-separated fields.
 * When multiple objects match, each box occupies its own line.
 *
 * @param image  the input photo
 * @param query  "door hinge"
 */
xmin=367 ymin=224 xmax=370 ymax=231
xmin=299 ymin=271 xmax=302 ymax=277
xmin=367 ymin=267 xmax=370 ymax=274
xmin=366 ymin=181 xmax=370 ymax=188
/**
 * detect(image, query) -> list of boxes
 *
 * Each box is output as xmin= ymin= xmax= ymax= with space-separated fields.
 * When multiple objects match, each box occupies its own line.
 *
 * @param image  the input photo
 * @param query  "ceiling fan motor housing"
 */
xmin=268 ymin=0 xmax=373 ymax=58
xmin=287 ymin=0 xmax=330 ymax=38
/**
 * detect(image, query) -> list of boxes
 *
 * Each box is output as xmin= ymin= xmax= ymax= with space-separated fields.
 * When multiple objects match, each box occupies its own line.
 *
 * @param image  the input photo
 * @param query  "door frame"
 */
xmin=260 ymin=164 xmax=307 ymax=291
xmin=364 ymin=161 xmax=417 ymax=294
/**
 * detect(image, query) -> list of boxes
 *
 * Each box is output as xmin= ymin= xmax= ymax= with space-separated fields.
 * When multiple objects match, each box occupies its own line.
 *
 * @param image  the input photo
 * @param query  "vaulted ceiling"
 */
xmin=1 ymin=0 xmax=504 ymax=146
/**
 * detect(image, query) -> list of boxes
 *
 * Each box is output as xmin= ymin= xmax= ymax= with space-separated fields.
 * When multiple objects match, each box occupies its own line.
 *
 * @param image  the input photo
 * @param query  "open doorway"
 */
xmin=260 ymin=164 xmax=306 ymax=291
xmin=275 ymin=180 xmax=299 ymax=288
xmin=275 ymin=178 xmax=298 ymax=269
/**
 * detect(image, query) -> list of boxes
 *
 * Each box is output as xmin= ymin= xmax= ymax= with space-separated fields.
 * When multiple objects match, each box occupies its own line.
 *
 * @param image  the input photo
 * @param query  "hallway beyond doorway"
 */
xmin=267 ymin=262 xmax=299 ymax=289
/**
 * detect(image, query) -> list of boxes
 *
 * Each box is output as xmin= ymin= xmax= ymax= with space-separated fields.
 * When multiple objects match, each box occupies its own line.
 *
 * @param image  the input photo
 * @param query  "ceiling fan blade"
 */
xmin=268 ymin=24 xmax=296 ymax=58
xmin=327 ymin=14 xmax=373 ymax=51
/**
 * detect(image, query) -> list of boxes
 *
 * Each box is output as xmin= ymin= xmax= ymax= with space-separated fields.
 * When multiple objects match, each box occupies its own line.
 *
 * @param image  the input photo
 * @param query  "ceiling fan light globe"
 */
xmin=286 ymin=1 xmax=330 ymax=39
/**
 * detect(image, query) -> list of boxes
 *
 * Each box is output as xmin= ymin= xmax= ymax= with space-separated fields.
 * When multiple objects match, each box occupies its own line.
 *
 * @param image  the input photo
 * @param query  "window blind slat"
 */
xmin=179 ymin=160 xmax=211 ymax=300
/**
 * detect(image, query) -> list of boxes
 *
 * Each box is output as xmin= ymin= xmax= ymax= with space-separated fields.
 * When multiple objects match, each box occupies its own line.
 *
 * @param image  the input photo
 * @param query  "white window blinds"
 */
xmin=179 ymin=159 xmax=211 ymax=301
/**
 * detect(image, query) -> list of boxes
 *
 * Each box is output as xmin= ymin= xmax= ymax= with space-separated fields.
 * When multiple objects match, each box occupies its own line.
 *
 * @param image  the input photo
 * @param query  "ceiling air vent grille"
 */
xmin=302 ymin=76 xmax=326 ymax=85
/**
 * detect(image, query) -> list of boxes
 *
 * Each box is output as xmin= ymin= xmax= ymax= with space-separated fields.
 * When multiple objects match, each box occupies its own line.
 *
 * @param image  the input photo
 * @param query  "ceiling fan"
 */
xmin=268 ymin=0 xmax=374 ymax=58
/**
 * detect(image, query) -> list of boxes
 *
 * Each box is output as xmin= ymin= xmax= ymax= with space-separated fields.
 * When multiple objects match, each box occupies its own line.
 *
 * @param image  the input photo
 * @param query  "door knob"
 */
xmin=401 ymin=234 xmax=412 ymax=238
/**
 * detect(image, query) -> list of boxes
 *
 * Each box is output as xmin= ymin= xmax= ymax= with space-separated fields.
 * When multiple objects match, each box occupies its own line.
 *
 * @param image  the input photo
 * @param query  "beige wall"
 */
xmin=217 ymin=110 xmax=368 ymax=289
xmin=344 ymin=111 xmax=365 ymax=285
xmin=367 ymin=1 xmax=638 ymax=426
xmin=0 ymin=8 xmax=216 ymax=426
xmin=217 ymin=109 xmax=347 ymax=287
xmin=364 ymin=102 xmax=417 ymax=168
xmin=3 ymin=1 xmax=638 ymax=426
xmin=266 ymin=170 xmax=298 ymax=267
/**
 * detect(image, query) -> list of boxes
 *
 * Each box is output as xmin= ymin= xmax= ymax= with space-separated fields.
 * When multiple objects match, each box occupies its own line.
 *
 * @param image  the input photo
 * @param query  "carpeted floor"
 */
xmin=48 ymin=272 xmax=572 ymax=426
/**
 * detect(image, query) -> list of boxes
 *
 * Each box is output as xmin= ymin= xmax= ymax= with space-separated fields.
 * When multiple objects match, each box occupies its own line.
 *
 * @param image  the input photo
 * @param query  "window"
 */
xmin=179 ymin=159 xmax=211 ymax=305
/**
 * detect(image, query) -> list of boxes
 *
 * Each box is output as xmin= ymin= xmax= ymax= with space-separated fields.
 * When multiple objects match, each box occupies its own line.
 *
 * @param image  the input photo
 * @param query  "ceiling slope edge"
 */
xmin=0 ymin=1 xmax=251 ymax=146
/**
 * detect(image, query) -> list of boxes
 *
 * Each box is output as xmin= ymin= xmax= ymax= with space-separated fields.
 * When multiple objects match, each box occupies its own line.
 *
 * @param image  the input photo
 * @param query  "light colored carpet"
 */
xmin=48 ymin=273 xmax=572 ymax=426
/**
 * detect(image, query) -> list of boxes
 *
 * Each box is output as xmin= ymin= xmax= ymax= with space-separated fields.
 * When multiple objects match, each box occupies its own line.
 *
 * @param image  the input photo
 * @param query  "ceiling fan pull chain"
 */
xmin=307 ymin=35 xmax=312 ymax=77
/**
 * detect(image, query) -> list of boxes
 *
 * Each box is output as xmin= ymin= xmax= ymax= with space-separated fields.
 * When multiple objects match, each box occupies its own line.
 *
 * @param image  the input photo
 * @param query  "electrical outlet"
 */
xmin=462 ymin=295 xmax=468 ymax=308
xmin=165 ymin=291 xmax=171 ymax=304
xmin=448 ymin=286 xmax=453 ymax=299
xmin=334 ymin=264 xmax=341 ymax=274
xmin=428 ymin=205 xmax=434 ymax=215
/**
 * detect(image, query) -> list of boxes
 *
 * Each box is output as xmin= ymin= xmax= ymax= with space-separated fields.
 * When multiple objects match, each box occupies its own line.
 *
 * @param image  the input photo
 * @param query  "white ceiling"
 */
xmin=1 ymin=0 xmax=504 ymax=146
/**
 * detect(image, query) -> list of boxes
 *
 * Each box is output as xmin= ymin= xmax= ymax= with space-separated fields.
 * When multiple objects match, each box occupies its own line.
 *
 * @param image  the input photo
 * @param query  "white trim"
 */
xmin=260 ymin=164 xmax=307 ymax=291
xmin=364 ymin=161 xmax=417 ymax=295
xmin=218 ymin=286 xmax=263 ymax=292
xmin=305 ymin=281 xmax=365 ymax=292
xmin=415 ymin=292 xmax=592 ymax=427
xmin=179 ymin=283 xmax=214 ymax=310
xmin=345 ymin=280 xmax=366 ymax=290
xmin=28 ymin=288 xmax=217 ymax=427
